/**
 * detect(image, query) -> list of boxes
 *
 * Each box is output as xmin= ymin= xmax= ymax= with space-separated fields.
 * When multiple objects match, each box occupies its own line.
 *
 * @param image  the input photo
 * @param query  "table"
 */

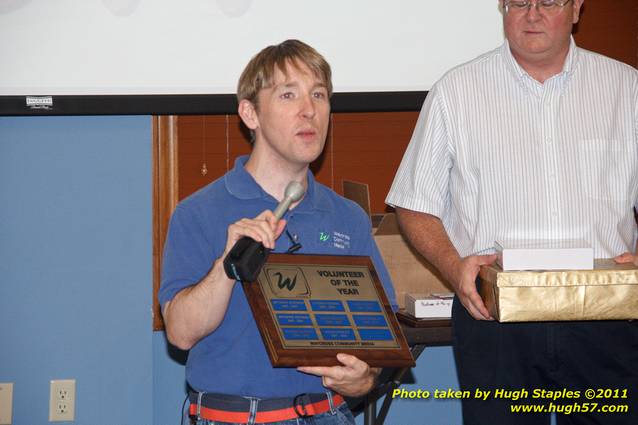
xmin=354 ymin=313 xmax=453 ymax=425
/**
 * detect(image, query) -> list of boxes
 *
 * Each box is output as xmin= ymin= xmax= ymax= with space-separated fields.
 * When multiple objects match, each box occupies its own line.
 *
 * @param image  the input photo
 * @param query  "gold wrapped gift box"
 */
xmin=479 ymin=259 xmax=638 ymax=322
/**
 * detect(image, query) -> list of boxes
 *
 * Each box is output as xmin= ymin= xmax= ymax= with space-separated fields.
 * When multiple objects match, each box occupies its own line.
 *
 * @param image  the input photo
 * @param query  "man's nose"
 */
xmin=300 ymin=94 xmax=316 ymax=118
xmin=525 ymin=2 xmax=543 ymax=20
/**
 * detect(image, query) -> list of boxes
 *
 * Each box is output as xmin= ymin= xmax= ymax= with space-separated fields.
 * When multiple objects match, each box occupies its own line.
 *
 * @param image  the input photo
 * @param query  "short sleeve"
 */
xmin=158 ymin=205 xmax=218 ymax=307
xmin=385 ymin=84 xmax=454 ymax=219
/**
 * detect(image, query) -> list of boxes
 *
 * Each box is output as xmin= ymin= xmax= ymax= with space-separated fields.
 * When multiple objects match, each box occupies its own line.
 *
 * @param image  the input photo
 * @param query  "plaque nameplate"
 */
xmin=242 ymin=254 xmax=415 ymax=367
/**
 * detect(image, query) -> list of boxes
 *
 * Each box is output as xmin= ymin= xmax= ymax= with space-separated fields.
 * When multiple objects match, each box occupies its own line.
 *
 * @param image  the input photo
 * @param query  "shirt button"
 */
xmin=545 ymin=139 xmax=552 ymax=145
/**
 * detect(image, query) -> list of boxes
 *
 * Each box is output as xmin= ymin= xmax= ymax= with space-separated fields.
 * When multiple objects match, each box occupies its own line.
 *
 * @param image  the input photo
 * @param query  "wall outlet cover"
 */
xmin=0 ymin=383 xmax=13 ymax=425
xmin=49 ymin=380 xmax=75 ymax=422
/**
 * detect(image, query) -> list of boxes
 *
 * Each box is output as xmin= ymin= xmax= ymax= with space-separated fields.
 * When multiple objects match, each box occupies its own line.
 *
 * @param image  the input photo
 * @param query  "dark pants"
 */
xmin=452 ymin=296 xmax=638 ymax=425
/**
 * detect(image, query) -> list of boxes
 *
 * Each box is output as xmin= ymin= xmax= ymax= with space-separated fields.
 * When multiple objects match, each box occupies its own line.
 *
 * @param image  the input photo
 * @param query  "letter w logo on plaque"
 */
xmin=242 ymin=253 xmax=414 ymax=368
xmin=264 ymin=266 xmax=310 ymax=297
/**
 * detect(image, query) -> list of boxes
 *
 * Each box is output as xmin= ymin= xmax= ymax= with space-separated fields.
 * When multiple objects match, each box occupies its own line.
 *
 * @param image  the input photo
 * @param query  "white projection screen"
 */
xmin=0 ymin=0 xmax=504 ymax=114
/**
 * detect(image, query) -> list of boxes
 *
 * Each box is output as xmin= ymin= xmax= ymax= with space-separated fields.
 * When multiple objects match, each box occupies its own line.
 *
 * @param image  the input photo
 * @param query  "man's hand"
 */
xmin=614 ymin=252 xmax=638 ymax=266
xmin=452 ymin=254 xmax=498 ymax=321
xmin=394 ymin=208 xmax=497 ymax=321
xmin=223 ymin=210 xmax=287 ymax=257
xmin=297 ymin=354 xmax=380 ymax=397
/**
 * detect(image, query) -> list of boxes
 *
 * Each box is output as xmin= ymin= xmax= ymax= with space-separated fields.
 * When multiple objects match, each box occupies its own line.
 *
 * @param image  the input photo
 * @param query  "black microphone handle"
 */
xmin=223 ymin=236 xmax=270 ymax=281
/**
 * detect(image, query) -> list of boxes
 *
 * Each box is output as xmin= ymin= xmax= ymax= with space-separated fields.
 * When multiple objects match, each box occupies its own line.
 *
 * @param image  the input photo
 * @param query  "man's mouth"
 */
xmin=297 ymin=129 xmax=316 ymax=137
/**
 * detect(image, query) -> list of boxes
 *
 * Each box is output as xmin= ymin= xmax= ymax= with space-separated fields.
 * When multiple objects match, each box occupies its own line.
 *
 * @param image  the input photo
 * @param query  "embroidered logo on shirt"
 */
xmin=333 ymin=231 xmax=351 ymax=250
xmin=319 ymin=232 xmax=330 ymax=242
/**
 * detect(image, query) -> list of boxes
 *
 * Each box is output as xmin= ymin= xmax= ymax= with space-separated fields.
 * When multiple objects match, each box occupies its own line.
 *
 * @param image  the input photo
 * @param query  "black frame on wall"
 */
xmin=0 ymin=92 xmax=427 ymax=116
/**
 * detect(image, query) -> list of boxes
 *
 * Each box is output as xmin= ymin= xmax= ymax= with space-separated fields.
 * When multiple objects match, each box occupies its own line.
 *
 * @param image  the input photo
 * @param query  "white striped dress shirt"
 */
xmin=386 ymin=39 xmax=638 ymax=258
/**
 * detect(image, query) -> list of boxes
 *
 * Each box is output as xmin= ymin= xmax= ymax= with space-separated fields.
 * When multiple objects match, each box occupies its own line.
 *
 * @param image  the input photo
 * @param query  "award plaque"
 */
xmin=242 ymin=254 xmax=415 ymax=368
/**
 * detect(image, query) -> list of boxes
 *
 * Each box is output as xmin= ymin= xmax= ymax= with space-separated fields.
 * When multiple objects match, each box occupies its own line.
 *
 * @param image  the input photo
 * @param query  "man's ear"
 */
xmin=238 ymin=99 xmax=259 ymax=130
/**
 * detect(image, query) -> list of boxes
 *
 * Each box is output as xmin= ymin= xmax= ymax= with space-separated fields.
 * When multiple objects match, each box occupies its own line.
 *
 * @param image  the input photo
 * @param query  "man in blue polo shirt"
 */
xmin=158 ymin=39 xmax=397 ymax=425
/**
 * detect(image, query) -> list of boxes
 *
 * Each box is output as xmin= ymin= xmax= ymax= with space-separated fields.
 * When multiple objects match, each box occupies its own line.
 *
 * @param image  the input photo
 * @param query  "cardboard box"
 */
xmin=495 ymin=239 xmax=594 ymax=271
xmin=479 ymin=259 xmax=638 ymax=322
xmin=405 ymin=293 xmax=453 ymax=318
xmin=343 ymin=180 xmax=453 ymax=308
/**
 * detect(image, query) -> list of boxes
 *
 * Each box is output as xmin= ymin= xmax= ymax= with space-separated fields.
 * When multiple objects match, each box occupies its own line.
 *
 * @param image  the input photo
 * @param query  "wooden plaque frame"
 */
xmin=242 ymin=253 xmax=415 ymax=368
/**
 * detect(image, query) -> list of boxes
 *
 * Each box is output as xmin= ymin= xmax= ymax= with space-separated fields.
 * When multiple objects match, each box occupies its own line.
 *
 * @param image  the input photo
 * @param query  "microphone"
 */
xmin=223 ymin=181 xmax=305 ymax=281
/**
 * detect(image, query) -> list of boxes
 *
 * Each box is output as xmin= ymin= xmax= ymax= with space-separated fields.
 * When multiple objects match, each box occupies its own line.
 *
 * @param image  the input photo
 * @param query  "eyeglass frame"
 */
xmin=502 ymin=0 xmax=573 ymax=14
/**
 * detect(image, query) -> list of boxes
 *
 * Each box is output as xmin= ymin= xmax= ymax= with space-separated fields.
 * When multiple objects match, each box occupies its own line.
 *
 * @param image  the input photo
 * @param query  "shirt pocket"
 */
xmin=577 ymin=139 xmax=636 ymax=202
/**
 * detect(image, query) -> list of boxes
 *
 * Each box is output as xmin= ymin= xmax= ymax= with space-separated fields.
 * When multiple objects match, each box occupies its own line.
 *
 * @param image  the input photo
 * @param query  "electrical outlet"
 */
xmin=0 ymin=383 xmax=13 ymax=425
xmin=49 ymin=379 xmax=75 ymax=422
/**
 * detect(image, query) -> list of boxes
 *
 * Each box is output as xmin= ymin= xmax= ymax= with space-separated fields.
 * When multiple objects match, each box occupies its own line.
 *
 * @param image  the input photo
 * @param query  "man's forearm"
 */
xmin=395 ymin=207 xmax=461 ymax=288
xmin=162 ymin=258 xmax=235 ymax=350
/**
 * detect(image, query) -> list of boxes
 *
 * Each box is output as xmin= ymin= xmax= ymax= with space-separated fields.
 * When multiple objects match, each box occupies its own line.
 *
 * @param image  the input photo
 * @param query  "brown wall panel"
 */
xmin=227 ymin=115 xmax=253 ymax=167
xmin=574 ymin=0 xmax=638 ymax=67
xmin=173 ymin=112 xmax=419 ymax=213
xmin=177 ymin=115 xmax=228 ymax=200
xmin=331 ymin=112 xmax=419 ymax=213
xmin=309 ymin=121 xmax=334 ymax=189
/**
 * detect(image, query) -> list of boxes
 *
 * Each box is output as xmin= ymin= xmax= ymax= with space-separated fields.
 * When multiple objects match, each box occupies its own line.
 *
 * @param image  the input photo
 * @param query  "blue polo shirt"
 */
xmin=159 ymin=156 xmax=397 ymax=397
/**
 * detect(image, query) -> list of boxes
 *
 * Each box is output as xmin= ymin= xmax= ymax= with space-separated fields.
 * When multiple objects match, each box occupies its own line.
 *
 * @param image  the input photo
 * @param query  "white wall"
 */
xmin=0 ymin=0 xmax=504 ymax=96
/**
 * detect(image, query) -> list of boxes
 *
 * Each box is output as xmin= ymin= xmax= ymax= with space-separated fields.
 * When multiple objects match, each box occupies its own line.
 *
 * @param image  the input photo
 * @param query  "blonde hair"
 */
xmin=237 ymin=39 xmax=333 ymax=105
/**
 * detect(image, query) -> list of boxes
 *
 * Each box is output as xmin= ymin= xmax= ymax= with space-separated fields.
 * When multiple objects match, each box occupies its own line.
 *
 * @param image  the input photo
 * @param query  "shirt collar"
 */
xmin=562 ymin=37 xmax=579 ymax=75
xmin=502 ymin=36 xmax=580 ymax=82
xmin=224 ymin=155 xmax=330 ymax=213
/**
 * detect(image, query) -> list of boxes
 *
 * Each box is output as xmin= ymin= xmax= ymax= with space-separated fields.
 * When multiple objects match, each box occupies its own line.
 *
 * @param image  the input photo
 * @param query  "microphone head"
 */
xmin=284 ymin=181 xmax=305 ymax=202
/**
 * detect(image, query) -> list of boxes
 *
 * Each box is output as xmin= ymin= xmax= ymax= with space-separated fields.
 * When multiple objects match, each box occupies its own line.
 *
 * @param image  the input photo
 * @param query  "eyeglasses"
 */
xmin=503 ymin=0 xmax=572 ymax=15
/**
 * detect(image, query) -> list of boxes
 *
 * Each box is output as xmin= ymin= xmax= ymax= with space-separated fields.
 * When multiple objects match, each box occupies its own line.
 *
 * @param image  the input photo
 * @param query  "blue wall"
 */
xmin=0 ymin=116 xmax=461 ymax=425
xmin=0 ymin=116 xmax=152 ymax=425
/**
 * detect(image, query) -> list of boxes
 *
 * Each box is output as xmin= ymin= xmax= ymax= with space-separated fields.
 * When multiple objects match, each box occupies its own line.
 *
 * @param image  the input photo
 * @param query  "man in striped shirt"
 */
xmin=387 ymin=1 xmax=637 ymax=424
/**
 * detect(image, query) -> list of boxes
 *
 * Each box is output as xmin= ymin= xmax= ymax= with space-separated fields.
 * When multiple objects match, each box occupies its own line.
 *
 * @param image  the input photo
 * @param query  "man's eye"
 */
xmin=280 ymin=92 xmax=294 ymax=99
xmin=313 ymin=91 xmax=326 ymax=99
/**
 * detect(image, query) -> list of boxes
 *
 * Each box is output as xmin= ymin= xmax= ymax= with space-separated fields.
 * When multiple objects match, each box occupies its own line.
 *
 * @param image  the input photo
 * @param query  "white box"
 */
xmin=495 ymin=239 xmax=594 ymax=271
xmin=405 ymin=293 xmax=453 ymax=318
